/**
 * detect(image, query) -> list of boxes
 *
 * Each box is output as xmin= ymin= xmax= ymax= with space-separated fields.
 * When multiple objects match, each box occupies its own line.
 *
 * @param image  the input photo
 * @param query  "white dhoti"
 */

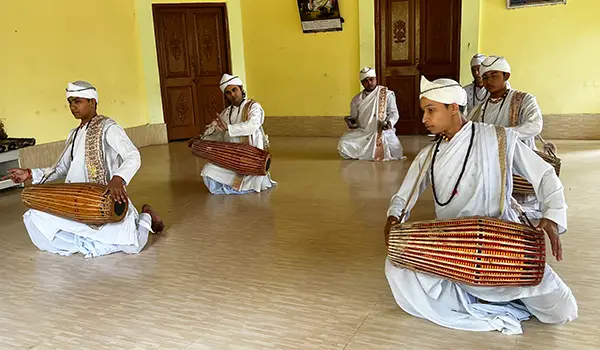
xmin=385 ymin=260 xmax=577 ymax=335
xmin=23 ymin=201 xmax=152 ymax=258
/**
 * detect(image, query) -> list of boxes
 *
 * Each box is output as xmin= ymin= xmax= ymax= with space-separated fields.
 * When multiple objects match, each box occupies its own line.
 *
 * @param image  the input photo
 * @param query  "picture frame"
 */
xmin=297 ymin=0 xmax=343 ymax=33
xmin=507 ymin=0 xmax=566 ymax=9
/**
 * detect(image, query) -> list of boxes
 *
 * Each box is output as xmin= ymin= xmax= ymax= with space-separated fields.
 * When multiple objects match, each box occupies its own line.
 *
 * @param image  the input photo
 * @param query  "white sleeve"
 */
xmin=228 ymin=103 xmax=264 ymax=137
xmin=386 ymin=91 xmax=400 ymax=126
xmin=509 ymin=94 xmax=543 ymax=141
xmin=387 ymin=146 xmax=432 ymax=220
xmin=512 ymin=139 xmax=567 ymax=233
xmin=104 ymin=124 xmax=141 ymax=185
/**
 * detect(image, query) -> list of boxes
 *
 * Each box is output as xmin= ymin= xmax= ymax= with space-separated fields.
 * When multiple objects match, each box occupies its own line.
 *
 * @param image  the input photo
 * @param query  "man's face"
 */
xmin=68 ymin=97 xmax=95 ymax=120
xmin=361 ymin=77 xmax=377 ymax=91
xmin=420 ymin=97 xmax=455 ymax=135
xmin=224 ymin=85 xmax=244 ymax=106
xmin=471 ymin=65 xmax=483 ymax=87
xmin=482 ymin=71 xmax=509 ymax=95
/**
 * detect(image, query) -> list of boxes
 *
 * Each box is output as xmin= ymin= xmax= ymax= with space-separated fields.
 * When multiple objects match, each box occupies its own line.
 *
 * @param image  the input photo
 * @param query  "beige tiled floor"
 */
xmin=0 ymin=136 xmax=597 ymax=349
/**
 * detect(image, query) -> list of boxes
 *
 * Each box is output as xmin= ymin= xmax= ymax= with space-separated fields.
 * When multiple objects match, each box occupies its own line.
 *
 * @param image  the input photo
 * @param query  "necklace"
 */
xmin=481 ymin=89 xmax=509 ymax=123
xmin=430 ymin=122 xmax=476 ymax=207
xmin=227 ymin=99 xmax=245 ymax=124
xmin=472 ymin=84 xmax=488 ymax=106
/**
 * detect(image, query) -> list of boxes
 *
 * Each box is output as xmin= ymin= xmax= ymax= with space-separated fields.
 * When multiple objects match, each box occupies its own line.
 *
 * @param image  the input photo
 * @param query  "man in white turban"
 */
xmin=337 ymin=67 xmax=405 ymax=161
xmin=467 ymin=56 xmax=550 ymax=218
xmin=197 ymin=74 xmax=276 ymax=195
xmin=467 ymin=56 xmax=541 ymax=150
xmin=3 ymin=81 xmax=164 ymax=257
xmin=383 ymin=75 xmax=577 ymax=335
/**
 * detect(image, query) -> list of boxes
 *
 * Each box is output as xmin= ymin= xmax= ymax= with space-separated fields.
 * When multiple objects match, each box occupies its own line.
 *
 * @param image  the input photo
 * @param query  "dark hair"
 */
xmin=444 ymin=103 xmax=465 ymax=114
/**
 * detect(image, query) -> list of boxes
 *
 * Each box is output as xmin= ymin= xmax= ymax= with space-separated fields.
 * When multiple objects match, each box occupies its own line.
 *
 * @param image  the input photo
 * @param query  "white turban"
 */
xmin=479 ymin=56 xmax=511 ymax=75
xmin=359 ymin=67 xmax=376 ymax=81
xmin=419 ymin=76 xmax=467 ymax=106
xmin=219 ymin=74 xmax=243 ymax=93
xmin=66 ymin=81 xmax=99 ymax=103
xmin=470 ymin=53 xmax=486 ymax=67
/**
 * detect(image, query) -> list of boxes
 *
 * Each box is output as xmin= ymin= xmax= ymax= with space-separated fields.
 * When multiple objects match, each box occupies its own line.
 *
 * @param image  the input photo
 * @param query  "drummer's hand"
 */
xmin=106 ymin=176 xmax=128 ymax=204
xmin=384 ymin=216 xmax=399 ymax=247
xmin=1 ymin=168 xmax=31 ymax=183
xmin=215 ymin=118 xmax=228 ymax=132
xmin=537 ymin=218 xmax=562 ymax=261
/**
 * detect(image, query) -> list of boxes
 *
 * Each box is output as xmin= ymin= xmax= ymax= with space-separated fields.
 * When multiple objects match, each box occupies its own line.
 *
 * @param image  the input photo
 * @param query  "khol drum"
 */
xmin=190 ymin=139 xmax=271 ymax=176
xmin=21 ymin=183 xmax=128 ymax=225
xmin=388 ymin=216 xmax=546 ymax=287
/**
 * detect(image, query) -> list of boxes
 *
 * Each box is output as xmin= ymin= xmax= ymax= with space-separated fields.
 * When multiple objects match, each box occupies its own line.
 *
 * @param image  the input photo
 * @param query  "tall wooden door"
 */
xmin=153 ymin=4 xmax=231 ymax=141
xmin=375 ymin=0 xmax=461 ymax=135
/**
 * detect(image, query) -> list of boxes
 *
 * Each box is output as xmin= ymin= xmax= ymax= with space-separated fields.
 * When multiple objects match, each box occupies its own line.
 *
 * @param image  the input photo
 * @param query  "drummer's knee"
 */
xmin=523 ymin=286 xmax=578 ymax=324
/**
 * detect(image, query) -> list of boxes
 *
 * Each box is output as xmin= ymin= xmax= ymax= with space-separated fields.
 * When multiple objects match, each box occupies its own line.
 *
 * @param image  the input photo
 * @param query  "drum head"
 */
xmin=265 ymin=157 xmax=271 ymax=173
xmin=114 ymin=201 xmax=127 ymax=216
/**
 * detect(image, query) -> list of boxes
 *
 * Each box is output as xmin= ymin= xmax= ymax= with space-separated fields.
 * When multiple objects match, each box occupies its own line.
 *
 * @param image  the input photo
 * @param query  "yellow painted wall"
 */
xmin=240 ymin=0 xmax=360 ymax=117
xmin=480 ymin=0 xmax=600 ymax=114
xmin=0 ymin=0 xmax=148 ymax=144
xmin=460 ymin=0 xmax=481 ymax=85
xmin=134 ymin=0 xmax=246 ymax=124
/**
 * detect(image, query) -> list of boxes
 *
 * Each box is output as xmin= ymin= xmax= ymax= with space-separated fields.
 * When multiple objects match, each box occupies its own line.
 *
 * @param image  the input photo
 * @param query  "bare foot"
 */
xmin=142 ymin=204 xmax=165 ymax=233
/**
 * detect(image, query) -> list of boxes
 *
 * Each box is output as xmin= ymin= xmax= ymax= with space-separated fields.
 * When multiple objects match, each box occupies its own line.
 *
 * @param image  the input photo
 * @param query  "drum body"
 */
xmin=513 ymin=150 xmax=561 ymax=195
xmin=388 ymin=216 xmax=546 ymax=287
xmin=190 ymin=139 xmax=271 ymax=176
xmin=21 ymin=183 xmax=128 ymax=225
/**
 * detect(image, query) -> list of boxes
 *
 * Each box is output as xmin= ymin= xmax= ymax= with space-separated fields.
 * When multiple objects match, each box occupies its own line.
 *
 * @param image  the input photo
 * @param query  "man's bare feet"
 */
xmin=142 ymin=204 xmax=165 ymax=233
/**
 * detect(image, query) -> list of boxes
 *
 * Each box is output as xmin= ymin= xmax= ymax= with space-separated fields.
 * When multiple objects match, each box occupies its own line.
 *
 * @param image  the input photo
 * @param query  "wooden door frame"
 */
xmin=152 ymin=2 xmax=233 ymax=133
xmin=374 ymin=0 xmax=462 ymax=133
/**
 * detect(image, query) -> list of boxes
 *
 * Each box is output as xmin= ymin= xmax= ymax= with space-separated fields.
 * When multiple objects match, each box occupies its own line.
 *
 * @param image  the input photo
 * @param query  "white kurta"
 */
xmin=338 ymin=86 xmax=404 ymax=161
xmin=201 ymin=99 xmax=276 ymax=193
xmin=467 ymin=89 xmax=542 ymax=150
xmin=463 ymin=81 xmax=512 ymax=114
xmin=24 ymin=121 xmax=152 ymax=257
xmin=385 ymin=121 xmax=577 ymax=335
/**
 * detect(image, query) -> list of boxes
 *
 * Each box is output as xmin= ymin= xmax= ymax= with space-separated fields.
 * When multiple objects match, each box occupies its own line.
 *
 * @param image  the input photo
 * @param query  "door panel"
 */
xmin=153 ymin=4 xmax=231 ymax=141
xmin=376 ymin=0 xmax=461 ymax=135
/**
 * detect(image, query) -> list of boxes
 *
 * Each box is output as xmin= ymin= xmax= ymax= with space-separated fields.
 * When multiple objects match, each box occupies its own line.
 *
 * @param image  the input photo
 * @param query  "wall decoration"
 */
xmin=297 ymin=0 xmax=343 ymax=33
xmin=507 ymin=0 xmax=566 ymax=9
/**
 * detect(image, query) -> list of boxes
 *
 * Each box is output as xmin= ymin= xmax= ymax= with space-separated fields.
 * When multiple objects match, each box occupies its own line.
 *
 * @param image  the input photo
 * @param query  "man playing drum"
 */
xmin=199 ymin=74 xmax=276 ymax=195
xmin=3 ymin=81 xmax=164 ymax=257
xmin=383 ymin=76 xmax=577 ymax=334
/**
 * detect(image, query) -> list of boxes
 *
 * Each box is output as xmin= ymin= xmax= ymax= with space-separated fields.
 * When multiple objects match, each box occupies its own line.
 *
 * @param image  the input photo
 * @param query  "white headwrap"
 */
xmin=470 ymin=53 xmax=486 ymax=67
xmin=479 ymin=56 xmax=511 ymax=75
xmin=66 ymin=81 xmax=99 ymax=103
xmin=359 ymin=67 xmax=376 ymax=81
xmin=219 ymin=74 xmax=243 ymax=93
xmin=419 ymin=76 xmax=467 ymax=106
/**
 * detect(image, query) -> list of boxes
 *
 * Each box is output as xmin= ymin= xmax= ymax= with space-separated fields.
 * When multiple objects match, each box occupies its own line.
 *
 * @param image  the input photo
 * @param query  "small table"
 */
xmin=0 ymin=150 xmax=23 ymax=190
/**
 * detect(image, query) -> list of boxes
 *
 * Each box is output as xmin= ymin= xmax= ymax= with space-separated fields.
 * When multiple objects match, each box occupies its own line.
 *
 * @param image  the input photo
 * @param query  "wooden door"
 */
xmin=153 ymin=4 xmax=231 ymax=141
xmin=375 ymin=0 xmax=461 ymax=135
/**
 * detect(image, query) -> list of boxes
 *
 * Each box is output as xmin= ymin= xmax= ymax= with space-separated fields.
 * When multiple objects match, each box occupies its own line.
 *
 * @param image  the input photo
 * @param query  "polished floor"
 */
xmin=0 ymin=136 xmax=598 ymax=349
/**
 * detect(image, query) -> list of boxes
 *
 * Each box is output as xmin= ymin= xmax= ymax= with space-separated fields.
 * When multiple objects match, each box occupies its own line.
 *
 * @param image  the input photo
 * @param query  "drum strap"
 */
xmin=374 ymin=86 xmax=388 ymax=161
xmin=494 ymin=125 xmax=508 ymax=216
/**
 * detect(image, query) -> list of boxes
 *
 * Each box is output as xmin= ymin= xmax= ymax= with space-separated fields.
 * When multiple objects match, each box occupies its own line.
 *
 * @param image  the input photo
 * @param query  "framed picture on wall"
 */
xmin=297 ymin=0 xmax=344 ymax=33
xmin=507 ymin=0 xmax=566 ymax=9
